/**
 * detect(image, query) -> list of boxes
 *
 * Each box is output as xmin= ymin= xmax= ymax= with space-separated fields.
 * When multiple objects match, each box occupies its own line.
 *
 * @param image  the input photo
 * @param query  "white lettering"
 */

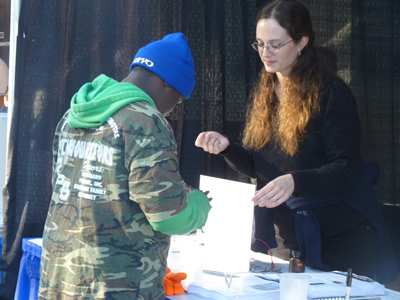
xmin=58 ymin=139 xmax=67 ymax=156
xmin=73 ymin=140 xmax=86 ymax=159
xmin=107 ymin=148 xmax=115 ymax=166
xmin=58 ymin=138 xmax=115 ymax=166
xmin=93 ymin=181 xmax=103 ymax=187
xmin=85 ymin=142 xmax=92 ymax=160
xmin=73 ymin=183 xmax=90 ymax=192
xmin=107 ymin=117 xmax=121 ymax=139
xmin=55 ymin=157 xmax=63 ymax=175
xmin=78 ymin=192 xmax=98 ymax=200
xmin=79 ymin=178 xmax=92 ymax=186
xmin=101 ymin=146 xmax=108 ymax=165
xmin=56 ymin=173 xmax=65 ymax=186
xmin=89 ymin=187 xmax=106 ymax=195
xmin=59 ymin=179 xmax=71 ymax=201
xmin=66 ymin=139 xmax=76 ymax=157
xmin=82 ymin=172 xmax=102 ymax=181
xmin=97 ymin=144 xmax=103 ymax=163
xmin=91 ymin=143 xmax=98 ymax=161
xmin=133 ymin=57 xmax=154 ymax=67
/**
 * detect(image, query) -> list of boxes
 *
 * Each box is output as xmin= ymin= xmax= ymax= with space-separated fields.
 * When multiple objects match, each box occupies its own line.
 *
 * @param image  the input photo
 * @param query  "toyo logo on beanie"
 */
xmin=130 ymin=33 xmax=195 ymax=100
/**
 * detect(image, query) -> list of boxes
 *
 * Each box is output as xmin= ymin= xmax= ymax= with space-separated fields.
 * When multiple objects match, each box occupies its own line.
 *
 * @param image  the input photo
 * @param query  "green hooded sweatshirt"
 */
xmin=68 ymin=74 xmax=155 ymax=128
xmin=66 ymin=74 xmax=210 ymax=235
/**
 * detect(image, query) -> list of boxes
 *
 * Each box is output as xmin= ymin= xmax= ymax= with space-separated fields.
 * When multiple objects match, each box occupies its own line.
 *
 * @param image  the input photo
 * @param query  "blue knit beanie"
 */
xmin=130 ymin=33 xmax=195 ymax=100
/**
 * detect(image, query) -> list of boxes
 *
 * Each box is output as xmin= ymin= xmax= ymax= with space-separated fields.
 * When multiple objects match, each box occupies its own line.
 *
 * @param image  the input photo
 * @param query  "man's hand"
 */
xmin=201 ymin=190 xmax=212 ymax=202
xmin=185 ymin=184 xmax=212 ymax=202
xmin=184 ymin=184 xmax=192 ymax=194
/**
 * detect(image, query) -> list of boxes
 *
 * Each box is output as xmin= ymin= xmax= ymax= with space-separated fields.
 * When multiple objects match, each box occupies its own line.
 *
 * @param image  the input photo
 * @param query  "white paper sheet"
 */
xmin=187 ymin=273 xmax=280 ymax=300
xmin=198 ymin=175 xmax=256 ymax=274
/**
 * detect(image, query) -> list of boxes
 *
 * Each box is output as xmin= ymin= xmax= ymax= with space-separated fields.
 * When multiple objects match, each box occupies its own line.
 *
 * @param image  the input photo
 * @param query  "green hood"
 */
xmin=68 ymin=74 xmax=156 ymax=128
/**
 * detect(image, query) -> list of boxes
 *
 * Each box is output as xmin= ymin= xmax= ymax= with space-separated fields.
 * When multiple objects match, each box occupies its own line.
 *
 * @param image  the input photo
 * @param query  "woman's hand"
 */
xmin=251 ymin=174 xmax=295 ymax=208
xmin=195 ymin=131 xmax=229 ymax=154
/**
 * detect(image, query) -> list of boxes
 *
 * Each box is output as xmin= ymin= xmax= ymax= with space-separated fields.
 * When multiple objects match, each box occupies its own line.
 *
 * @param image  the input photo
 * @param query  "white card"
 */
xmin=198 ymin=175 xmax=256 ymax=274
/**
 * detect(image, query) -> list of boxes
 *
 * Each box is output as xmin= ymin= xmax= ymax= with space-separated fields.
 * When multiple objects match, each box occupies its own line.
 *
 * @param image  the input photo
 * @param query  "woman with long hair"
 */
xmin=195 ymin=0 xmax=398 ymax=284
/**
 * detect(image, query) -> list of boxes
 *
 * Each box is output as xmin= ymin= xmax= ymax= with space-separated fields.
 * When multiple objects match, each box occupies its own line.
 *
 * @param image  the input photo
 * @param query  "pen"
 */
xmin=309 ymin=297 xmax=381 ymax=300
xmin=345 ymin=268 xmax=352 ymax=300
xmin=255 ymin=275 xmax=279 ymax=283
xmin=224 ymin=272 xmax=233 ymax=288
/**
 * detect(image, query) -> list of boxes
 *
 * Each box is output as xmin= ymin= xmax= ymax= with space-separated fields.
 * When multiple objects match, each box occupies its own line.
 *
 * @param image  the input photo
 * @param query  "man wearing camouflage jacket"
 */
xmin=39 ymin=33 xmax=211 ymax=300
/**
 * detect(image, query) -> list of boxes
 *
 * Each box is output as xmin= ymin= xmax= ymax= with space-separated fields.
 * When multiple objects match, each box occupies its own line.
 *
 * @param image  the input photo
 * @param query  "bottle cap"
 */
xmin=291 ymin=250 xmax=303 ymax=258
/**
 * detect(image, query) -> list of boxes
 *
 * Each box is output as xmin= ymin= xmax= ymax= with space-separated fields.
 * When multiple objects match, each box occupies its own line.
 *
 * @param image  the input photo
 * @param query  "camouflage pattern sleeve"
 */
xmin=122 ymin=103 xmax=188 ymax=223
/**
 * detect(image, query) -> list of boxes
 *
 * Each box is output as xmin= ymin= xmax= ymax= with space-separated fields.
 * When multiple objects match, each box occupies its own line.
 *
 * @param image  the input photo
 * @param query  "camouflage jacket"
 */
xmin=39 ymin=77 xmax=196 ymax=300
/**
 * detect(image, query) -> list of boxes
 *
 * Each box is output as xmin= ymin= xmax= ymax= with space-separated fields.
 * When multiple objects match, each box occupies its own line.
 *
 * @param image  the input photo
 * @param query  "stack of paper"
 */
xmin=187 ymin=273 xmax=280 ymax=300
xmin=307 ymin=272 xmax=385 ymax=299
xmin=257 ymin=272 xmax=385 ymax=299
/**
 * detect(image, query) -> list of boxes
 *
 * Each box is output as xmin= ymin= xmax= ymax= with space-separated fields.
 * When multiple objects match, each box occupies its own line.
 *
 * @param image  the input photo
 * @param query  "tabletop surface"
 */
xmin=24 ymin=238 xmax=400 ymax=300
xmin=166 ymin=249 xmax=400 ymax=300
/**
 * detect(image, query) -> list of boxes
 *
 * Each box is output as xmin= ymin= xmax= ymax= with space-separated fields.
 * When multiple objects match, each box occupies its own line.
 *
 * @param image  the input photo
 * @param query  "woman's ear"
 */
xmin=299 ymin=36 xmax=309 ymax=51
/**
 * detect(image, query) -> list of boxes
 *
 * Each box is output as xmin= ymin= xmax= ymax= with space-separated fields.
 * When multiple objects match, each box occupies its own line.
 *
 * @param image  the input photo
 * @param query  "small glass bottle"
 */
xmin=289 ymin=250 xmax=305 ymax=273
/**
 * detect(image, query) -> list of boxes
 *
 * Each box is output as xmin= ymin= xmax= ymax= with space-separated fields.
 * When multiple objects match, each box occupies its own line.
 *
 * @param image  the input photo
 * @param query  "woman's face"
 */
xmin=255 ymin=18 xmax=306 ymax=79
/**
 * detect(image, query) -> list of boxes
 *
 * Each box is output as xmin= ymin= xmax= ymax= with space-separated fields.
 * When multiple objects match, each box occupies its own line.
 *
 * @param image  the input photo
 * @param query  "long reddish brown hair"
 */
xmin=243 ymin=0 xmax=332 ymax=156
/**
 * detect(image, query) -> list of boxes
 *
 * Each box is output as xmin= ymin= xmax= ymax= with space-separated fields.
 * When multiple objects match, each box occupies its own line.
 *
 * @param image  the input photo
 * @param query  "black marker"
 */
xmin=345 ymin=268 xmax=352 ymax=300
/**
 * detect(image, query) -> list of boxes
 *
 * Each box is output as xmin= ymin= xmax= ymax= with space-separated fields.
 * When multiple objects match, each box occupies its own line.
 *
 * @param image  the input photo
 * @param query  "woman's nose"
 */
xmin=261 ymin=47 xmax=272 ymax=57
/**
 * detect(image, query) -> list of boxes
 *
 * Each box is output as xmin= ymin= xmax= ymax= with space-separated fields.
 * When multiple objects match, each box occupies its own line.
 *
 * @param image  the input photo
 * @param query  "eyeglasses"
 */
xmin=251 ymin=39 xmax=294 ymax=54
